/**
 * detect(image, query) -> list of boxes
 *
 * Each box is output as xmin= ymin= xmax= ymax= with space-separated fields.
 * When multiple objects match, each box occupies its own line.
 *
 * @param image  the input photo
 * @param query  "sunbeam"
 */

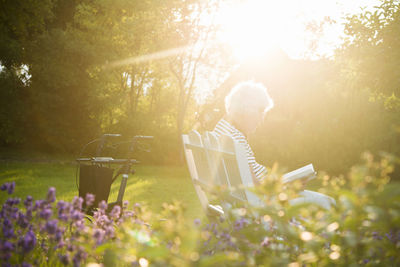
xmin=103 ymin=45 xmax=190 ymax=69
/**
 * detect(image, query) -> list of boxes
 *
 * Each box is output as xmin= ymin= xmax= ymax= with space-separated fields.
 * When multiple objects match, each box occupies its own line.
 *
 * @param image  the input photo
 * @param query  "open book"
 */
xmin=282 ymin=164 xmax=336 ymax=210
xmin=282 ymin=164 xmax=316 ymax=184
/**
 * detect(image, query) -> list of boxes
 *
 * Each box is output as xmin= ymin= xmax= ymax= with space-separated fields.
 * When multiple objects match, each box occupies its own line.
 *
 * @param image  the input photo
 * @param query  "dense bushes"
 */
xmin=1 ymin=152 xmax=399 ymax=266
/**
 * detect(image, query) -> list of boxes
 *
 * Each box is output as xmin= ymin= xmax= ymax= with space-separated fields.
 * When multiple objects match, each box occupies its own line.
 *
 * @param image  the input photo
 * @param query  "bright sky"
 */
xmin=215 ymin=0 xmax=381 ymax=60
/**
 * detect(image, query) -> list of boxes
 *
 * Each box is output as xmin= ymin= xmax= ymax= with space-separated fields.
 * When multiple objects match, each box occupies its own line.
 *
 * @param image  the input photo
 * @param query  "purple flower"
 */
xmin=17 ymin=212 xmax=29 ymax=228
xmin=58 ymin=213 xmax=69 ymax=222
xmin=57 ymin=200 xmax=68 ymax=210
xmin=67 ymin=243 xmax=74 ymax=252
xmin=24 ymin=196 xmax=33 ymax=209
xmin=10 ymin=206 xmax=19 ymax=219
xmin=21 ymin=262 xmax=32 ymax=267
xmin=98 ymin=200 xmax=108 ymax=211
xmin=95 ymin=214 xmax=111 ymax=227
xmin=58 ymin=253 xmax=70 ymax=265
xmin=54 ymin=227 xmax=65 ymax=242
xmin=2 ymin=218 xmax=15 ymax=238
xmin=40 ymin=208 xmax=52 ymax=220
xmin=74 ymin=220 xmax=86 ymax=232
xmin=166 ymin=240 xmax=173 ymax=249
xmin=57 ymin=201 xmax=72 ymax=221
xmin=33 ymin=200 xmax=45 ymax=211
xmin=73 ymin=197 xmax=83 ymax=211
xmin=9 ymin=182 xmax=15 ymax=194
xmin=205 ymin=222 xmax=218 ymax=231
xmin=6 ymin=197 xmax=20 ymax=206
xmin=85 ymin=193 xmax=95 ymax=207
xmin=93 ymin=229 xmax=105 ymax=245
xmin=47 ymin=187 xmax=56 ymax=203
xmin=45 ymin=219 xmax=58 ymax=234
xmin=0 ymin=240 xmax=14 ymax=261
xmin=221 ymin=232 xmax=231 ymax=241
xmin=110 ymin=205 xmax=121 ymax=219
xmin=26 ymin=209 xmax=33 ymax=221
xmin=122 ymin=210 xmax=134 ymax=219
xmin=73 ymin=256 xmax=81 ymax=267
xmin=105 ymin=225 xmax=115 ymax=238
xmin=18 ymin=229 xmax=36 ymax=253
xmin=234 ymin=218 xmax=249 ymax=231
xmin=71 ymin=210 xmax=83 ymax=221
xmin=1 ymin=182 xmax=15 ymax=194
xmin=57 ymin=239 xmax=65 ymax=249
xmin=1 ymin=240 xmax=14 ymax=253
xmin=194 ymin=218 xmax=201 ymax=226
xmin=72 ymin=249 xmax=87 ymax=267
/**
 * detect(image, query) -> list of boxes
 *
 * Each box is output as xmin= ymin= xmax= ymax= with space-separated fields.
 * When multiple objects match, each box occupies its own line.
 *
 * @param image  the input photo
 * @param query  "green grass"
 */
xmin=0 ymin=162 xmax=204 ymax=221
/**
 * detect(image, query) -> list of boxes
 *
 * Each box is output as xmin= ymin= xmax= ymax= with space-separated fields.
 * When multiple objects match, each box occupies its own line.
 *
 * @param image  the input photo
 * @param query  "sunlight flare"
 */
xmin=216 ymin=0 xmax=293 ymax=60
xmin=215 ymin=0 xmax=381 ymax=60
xmin=103 ymin=45 xmax=190 ymax=69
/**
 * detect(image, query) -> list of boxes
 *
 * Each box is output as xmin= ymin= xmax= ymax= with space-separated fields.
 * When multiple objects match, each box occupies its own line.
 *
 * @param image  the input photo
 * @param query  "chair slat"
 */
xmin=182 ymin=132 xmax=210 ymax=212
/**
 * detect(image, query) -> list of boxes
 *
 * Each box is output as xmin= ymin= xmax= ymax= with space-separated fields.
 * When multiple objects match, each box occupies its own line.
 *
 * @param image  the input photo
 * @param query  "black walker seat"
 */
xmin=76 ymin=135 xmax=153 ymax=213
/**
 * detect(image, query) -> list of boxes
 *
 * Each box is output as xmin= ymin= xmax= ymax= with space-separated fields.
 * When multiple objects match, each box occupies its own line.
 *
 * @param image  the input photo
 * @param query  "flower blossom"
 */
xmin=46 ymin=187 xmax=56 ymax=203
xmin=0 ymin=182 xmax=15 ymax=195
xmin=18 ymin=229 xmax=36 ymax=253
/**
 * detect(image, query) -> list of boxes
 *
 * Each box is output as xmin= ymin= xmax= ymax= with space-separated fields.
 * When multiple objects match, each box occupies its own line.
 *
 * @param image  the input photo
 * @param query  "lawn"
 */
xmin=0 ymin=162 xmax=204 ymax=221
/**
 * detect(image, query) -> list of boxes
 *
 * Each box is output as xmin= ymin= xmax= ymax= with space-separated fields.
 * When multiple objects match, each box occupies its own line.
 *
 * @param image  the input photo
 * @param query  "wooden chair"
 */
xmin=182 ymin=130 xmax=266 ymax=219
xmin=182 ymin=130 xmax=335 ymax=218
xmin=182 ymin=130 xmax=225 ymax=217
xmin=203 ymin=131 xmax=264 ymax=207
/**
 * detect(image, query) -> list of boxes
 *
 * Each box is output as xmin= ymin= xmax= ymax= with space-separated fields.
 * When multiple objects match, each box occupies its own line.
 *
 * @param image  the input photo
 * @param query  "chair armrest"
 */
xmin=289 ymin=190 xmax=336 ymax=210
xmin=207 ymin=204 xmax=225 ymax=217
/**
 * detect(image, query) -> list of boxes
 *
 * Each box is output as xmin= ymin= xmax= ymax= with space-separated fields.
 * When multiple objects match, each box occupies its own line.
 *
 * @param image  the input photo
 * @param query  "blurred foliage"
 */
xmin=1 ymin=152 xmax=399 ymax=266
xmin=97 ymin=152 xmax=400 ymax=266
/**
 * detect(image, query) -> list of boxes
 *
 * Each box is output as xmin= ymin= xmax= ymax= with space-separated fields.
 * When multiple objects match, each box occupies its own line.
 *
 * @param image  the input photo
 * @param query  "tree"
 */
xmin=0 ymin=0 xmax=56 ymax=147
xmin=163 ymin=0 xmax=226 ymax=140
xmin=23 ymin=0 xmax=174 ymax=151
xmin=340 ymin=0 xmax=400 ymax=109
xmin=0 ymin=0 xmax=231 ymax=161
xmin=0 ymin=0 xmax=55 ymax=68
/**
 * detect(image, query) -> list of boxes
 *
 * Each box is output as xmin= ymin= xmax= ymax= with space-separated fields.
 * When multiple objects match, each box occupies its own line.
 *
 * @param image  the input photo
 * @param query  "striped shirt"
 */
xmin=212 ymin=118 xmax=268 ymax=182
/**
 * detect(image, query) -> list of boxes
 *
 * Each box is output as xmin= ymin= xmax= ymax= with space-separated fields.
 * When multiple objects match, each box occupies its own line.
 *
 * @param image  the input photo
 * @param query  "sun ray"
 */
xmin=103 ymin=45 xmax=190 ymax=69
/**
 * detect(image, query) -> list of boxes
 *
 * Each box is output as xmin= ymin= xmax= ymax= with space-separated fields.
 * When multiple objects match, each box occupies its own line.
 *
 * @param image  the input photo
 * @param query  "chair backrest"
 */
xmin=182 ymin=130 xmax=213 ymax=213
xmin=202 ymin=132 xmax=250 ymax=206
xmin=182 ymin=130 xmax=263 ymax=216
xmin=214 ymin=133 xmax=263 ymax=207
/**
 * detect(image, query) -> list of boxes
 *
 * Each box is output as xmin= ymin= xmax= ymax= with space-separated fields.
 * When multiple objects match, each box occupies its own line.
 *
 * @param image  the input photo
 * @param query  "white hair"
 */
xmin=225 ymin=81 xmax=274 ymax=116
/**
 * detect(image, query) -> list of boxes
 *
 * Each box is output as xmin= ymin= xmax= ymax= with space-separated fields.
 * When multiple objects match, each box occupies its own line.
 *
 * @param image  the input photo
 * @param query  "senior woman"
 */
xmin=212 ymin=81 xmax=274 ymax=184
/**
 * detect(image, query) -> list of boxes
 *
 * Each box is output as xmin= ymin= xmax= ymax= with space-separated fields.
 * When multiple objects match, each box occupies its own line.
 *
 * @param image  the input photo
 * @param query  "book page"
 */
xmin=282 ymin=164 xmax=315 ymax=184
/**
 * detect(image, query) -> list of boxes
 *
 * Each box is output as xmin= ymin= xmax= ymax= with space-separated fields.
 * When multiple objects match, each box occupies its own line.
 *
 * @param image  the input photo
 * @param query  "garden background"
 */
xmin=0 ymin=0 xmax=399 ymax=266
xmin=0 ymin=0 xmax=399 ymax=176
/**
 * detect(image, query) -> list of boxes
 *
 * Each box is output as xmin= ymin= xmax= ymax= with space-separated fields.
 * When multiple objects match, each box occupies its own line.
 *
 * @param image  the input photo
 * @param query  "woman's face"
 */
xmin=235 ymin=102 xmax=266 ymax=135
